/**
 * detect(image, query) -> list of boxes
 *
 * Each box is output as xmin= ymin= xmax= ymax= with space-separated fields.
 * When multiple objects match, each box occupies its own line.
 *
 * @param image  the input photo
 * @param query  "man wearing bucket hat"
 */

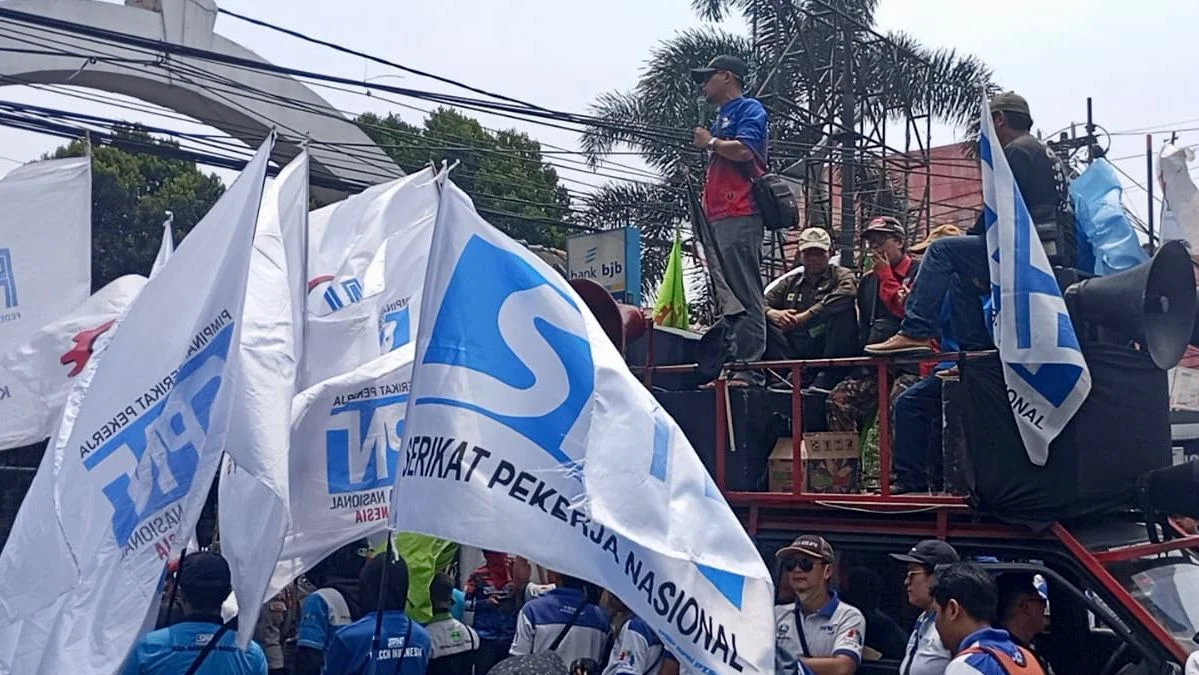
xmin=763 ymin=227 xmax=858 ymax=386
xmin=867 ymin=91 xmax=1074 ymax=358
xmin=690 ymin=54 xmax=771 ymax=385
xmin=775 ymin=535 xmax=865 ymax=675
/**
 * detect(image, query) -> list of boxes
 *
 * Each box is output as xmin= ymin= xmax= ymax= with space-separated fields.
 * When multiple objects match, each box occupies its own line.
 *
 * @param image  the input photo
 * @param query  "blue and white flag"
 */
xmin=980 ymin=97 xmax=1090 ymax=465
xmin=0 ymin=135 xmax=274 ymax=675
xmin=390 ymin=183 xmax=775 ymax=675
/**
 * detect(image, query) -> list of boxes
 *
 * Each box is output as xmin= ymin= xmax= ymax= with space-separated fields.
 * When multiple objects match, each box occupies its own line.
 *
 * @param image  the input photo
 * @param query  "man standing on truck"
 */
xmin=892 ymin=540 xmax=961 ymax=675
xmin=690 ymin=54 xmax=769 ymax=386
xmin=932 ymin=563 xmax=1045 ymax=675
xmin=774 ymin=535 xmax=866 ymax=675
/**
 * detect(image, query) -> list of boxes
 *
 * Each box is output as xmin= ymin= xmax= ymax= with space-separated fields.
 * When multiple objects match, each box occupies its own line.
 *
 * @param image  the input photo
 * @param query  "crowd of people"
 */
xmin=126 ymin=535 xmax=1053 ymax=675
xmin=691 ymin=53 xmax=1076 ymax=493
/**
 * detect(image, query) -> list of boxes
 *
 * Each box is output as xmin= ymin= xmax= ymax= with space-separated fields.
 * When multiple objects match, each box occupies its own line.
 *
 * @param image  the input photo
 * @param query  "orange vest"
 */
xmin=961 ymin=644 xmax=1047 ymax=675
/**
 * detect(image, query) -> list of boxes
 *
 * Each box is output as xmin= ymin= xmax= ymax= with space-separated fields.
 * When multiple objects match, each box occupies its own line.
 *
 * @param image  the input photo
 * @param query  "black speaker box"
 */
xmin=655 ymin=389 xmax=804 ymax=491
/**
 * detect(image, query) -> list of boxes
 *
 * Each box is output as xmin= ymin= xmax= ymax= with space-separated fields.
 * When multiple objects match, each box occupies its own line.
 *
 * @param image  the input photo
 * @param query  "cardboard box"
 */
xmin=1169 ymin=367 xmax=1199 ymax=412
xmin=768 ymin=432 xmax=861 ymax=494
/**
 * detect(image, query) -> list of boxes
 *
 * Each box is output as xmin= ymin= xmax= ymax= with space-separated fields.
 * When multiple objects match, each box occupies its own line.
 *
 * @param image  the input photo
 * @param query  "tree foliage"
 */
xmin=582 ymin=0 xmax=995 ymax=319
xmin=48 ymin=127 xmax=225 ymax=291
xmin=358 ymin=108 xmax=573 ymax=248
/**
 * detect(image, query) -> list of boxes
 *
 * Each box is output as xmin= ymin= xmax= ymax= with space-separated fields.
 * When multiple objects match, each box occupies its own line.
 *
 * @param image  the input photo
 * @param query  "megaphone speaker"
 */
xmin=1064 ymin=239 xmax=1196 ymax=370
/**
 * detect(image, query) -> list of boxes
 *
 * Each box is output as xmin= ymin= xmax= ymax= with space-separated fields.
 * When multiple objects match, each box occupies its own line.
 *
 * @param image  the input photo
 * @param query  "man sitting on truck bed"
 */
xmin=774 ymin=535 xmax=865 ymax=675
xmin=933 ymin=563 xmax=1045 ymax=675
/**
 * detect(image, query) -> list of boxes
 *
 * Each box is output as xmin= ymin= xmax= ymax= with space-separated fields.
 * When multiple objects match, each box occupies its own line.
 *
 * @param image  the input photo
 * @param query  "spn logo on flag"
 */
xmin=393 ymin=184 xmax=776 ymax=675
xmin=979 ymin=94 xmax=1090 ymax=465
xmin=0 ymin=248 xmax=17 ymax=310
xmin=81 ymin=313 xmax=235 ymax=552
xmin=326 ymin=387 xmax=407 ymax=495
xmin=414 ymin=234 xmax=594 ymax=472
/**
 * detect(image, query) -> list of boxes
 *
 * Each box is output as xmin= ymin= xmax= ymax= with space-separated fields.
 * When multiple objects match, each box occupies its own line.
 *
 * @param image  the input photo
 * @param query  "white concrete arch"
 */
xmin=0 ymin=0 xmax=403 ymax=196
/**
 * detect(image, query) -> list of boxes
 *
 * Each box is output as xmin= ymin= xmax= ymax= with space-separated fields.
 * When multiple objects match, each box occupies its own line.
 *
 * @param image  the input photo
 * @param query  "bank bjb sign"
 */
xmin=566 ymin=228 xmax=641 ymax=305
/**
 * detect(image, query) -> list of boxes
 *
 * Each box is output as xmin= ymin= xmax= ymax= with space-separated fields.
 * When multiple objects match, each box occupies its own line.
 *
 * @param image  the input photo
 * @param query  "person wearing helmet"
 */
xmin=294 ymin=539 xmax=369 ymax=675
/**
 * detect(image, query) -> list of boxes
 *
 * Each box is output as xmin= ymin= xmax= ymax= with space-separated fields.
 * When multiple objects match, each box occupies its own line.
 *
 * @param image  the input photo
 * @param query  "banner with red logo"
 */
xmin=0 ymin=275 xmax=145 ymax=450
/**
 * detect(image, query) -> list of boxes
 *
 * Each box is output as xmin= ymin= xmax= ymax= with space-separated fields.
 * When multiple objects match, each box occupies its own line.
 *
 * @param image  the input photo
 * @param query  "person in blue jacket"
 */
xmin=122 ymin=552 xmax=268 ymax=675
xmin=322 ymin=552 xmax=432 ymax=675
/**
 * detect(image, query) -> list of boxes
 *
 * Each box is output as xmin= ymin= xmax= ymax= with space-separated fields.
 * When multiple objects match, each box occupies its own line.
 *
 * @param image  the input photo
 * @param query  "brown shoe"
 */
xmin=864 ymin=334 xmax=934 ymax=355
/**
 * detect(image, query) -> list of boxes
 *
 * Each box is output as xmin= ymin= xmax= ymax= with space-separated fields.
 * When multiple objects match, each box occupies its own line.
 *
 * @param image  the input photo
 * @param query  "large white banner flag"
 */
xmin=391 ymin=184 xmax=775 ymax=675
xmin=265 ymin=343 xmax=415 ymax=599
xmin=257 ymin=168 xmax=441 ymax=599
xmin=0 ymin=156 xmax=91 ymax=350
xmin=981 ymin=97 xmax=1090 ymax=465
xmin=301 ymin=168 xmax=438 ymax=387
xmin=0 ymin=275 xmax=146 ymax=450
xmin=0 ymin=136 xmax=274 ymax=675
xmin=218 ymin=151 xmax=309 ymax=648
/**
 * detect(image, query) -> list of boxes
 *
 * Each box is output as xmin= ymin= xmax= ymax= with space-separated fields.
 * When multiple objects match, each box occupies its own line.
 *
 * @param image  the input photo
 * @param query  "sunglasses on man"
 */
xmin=781 ymin=557 xmax=821 ymax=572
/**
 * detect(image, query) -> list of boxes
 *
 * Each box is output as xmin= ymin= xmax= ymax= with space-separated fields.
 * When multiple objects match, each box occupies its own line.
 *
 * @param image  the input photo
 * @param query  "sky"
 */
xmin=0 ymin=0 xmax=1197 ymax=227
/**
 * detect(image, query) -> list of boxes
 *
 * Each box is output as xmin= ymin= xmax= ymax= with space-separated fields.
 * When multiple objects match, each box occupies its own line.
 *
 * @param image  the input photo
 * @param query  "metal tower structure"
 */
xmin=750 ymin=0 xmax=935 ymax=279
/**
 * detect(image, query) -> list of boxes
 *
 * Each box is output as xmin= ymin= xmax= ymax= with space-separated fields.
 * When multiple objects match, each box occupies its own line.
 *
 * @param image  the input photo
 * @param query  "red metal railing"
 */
xmin=635 ymin=351 xmax=995 ymax=510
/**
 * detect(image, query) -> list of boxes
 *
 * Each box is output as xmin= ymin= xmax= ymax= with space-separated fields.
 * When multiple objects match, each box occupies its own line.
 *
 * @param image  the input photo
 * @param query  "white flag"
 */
xmin=266 ymin=344 xmax=415 ymax=599
xmin=217 ymin=151 xmax=309 ymax=648
xmin=0 ymin=136 xmax=274 ymax=675
xmin=981 ymin=97 xmax=1091 ymax=464
xmin=258 ymin=168 xmax=441 ymax=599
xmin=0 ymin=156 xmax=91 ymax=349
xmin=301 ymin=168 xmax=439 ymax=387
xmin=150 ymin=214 xmax=174 ymax=278
xmin=391 ymin=184 xmax=775 ymax=675
xmin=0 ymin=275 xmax=146 ymax=450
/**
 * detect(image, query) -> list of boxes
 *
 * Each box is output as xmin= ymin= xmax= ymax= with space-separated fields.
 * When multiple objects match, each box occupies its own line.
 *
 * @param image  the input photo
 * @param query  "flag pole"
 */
xmin=163 ymin=548 xmax=187 ymax=626
xmin=367 ymin=536 xmax=394 ymax=675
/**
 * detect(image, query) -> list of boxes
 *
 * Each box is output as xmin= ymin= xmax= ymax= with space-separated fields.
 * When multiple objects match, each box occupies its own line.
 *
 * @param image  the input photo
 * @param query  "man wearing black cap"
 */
xmin=122 ymin=552 xmax=269 ymax=674
xmin=892 ymin=540 xmax=960 ymax=675
xmin=775 ymin=535 xmax=864 ymax=675
xmin=690 ymin=54 xmax=770 ymax=385
xmin=866 ymin=91 xmax=1075 ymax=358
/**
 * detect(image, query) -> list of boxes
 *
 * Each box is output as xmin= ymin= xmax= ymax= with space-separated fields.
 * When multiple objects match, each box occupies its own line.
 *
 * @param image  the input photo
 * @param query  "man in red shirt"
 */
xmin=691 ymin=55 xmax=769 ymax=385
xmin=828 ymin=217 xmax=920 ymax=431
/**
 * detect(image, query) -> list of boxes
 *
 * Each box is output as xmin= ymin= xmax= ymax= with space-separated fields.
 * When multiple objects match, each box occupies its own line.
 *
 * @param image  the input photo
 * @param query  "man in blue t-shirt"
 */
xmin=323 ymin=552 xmax=431 ymax=675
xmin=690 ymin=54 xmax=770 ymax=384
xmin=122 ymin=552 xmax=268 ymax=675
xmin=295 ymin=540 xmax=368 ymax=675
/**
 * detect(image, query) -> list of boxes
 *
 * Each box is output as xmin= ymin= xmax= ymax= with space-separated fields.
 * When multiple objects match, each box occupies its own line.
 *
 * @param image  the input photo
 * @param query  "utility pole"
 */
xmin=837 ymin=23 xmax=857 ymax=267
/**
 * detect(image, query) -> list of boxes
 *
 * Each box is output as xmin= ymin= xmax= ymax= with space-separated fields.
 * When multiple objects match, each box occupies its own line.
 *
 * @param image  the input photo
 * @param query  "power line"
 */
xmin=216 ymin=6 xmax=551 ymax=113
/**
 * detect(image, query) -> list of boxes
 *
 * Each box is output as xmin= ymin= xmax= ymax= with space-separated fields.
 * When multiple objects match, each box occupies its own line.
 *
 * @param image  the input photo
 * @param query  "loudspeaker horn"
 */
xmin=1064 ymin=239 xmax=1196 ymax=370
xmin=569 ymin=278 xmax=647 ymax=353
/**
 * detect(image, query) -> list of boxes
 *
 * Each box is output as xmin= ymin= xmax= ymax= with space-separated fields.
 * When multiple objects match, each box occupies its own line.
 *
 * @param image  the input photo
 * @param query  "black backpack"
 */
xmin=751 ymin=173 xmax=800 ymax=231
xmin=735 ymin=159 xmax=799 ymax=231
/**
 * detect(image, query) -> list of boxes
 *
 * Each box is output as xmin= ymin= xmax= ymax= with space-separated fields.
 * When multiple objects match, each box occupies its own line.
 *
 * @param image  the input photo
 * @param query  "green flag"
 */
xmin=653 ymin=231 xmax=690 ymax=329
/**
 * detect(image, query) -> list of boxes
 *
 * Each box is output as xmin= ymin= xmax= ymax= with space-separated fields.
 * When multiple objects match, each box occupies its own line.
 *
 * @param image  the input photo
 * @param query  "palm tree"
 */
xmin=581 ymin=0 xmax=994 ymax=322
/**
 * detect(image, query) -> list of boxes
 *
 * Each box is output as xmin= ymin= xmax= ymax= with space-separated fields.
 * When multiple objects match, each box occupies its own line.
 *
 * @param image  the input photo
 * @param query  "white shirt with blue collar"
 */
xmin=774 ymin=591 xmax=865 ymax=675
xmin=899 ymin=610 xmax=951 ymax=675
